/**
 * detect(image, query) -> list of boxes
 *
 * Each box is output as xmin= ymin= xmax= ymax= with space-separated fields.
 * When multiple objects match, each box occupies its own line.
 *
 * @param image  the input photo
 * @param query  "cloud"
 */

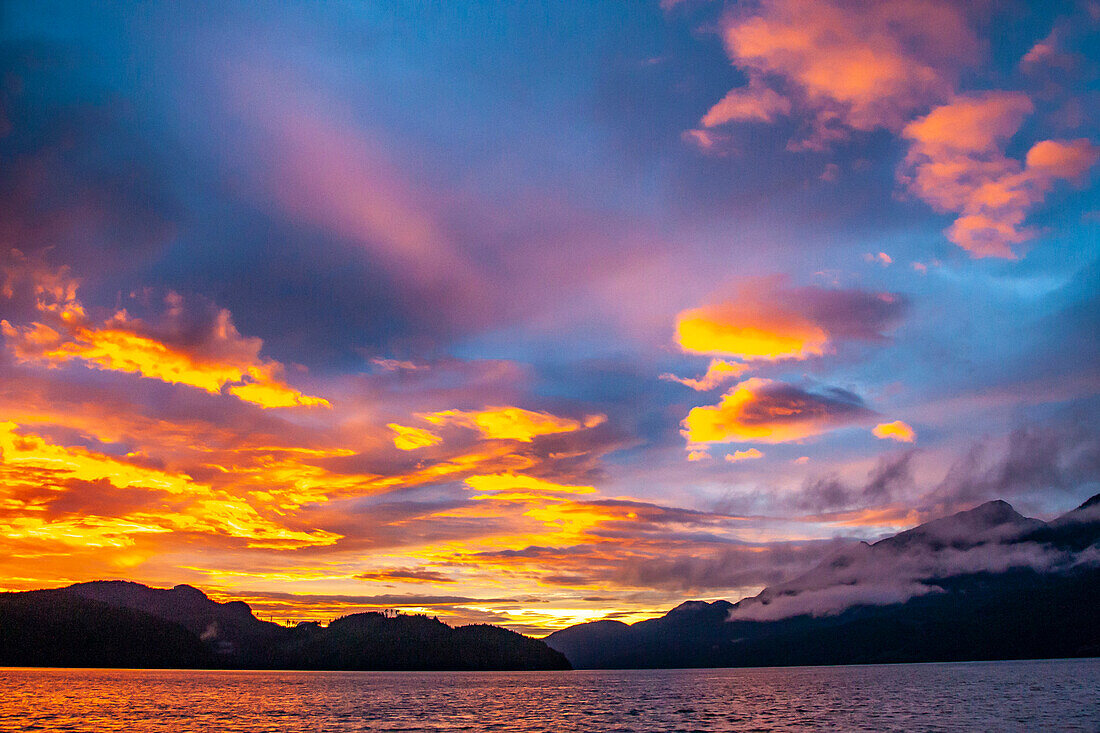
xmin=605 ymin=539 xmax=852 ymax=595
xmin=0 ymin=422 xmax=339 ymax=550
xmin=660 ymin=359 xmax=750 ymax=391
xmin=928 ymin=422 xmax=1100 ymax=509
xmin=728 ymin=500 xmax=1092 ymax=622
xmin=226 ymin=66 xmax=473 ymax=290
xmin=900 ymin=93 xmax=1100 ymax=258
xmin=681 ymin=128 xmax=735 ymax=156
xmin=464 ymin=473 xmax=597 ymax=498
xmin=702 ymin=78 xmax=791 ymax=126
xmin=682 ymin=377 xmax=873 ymax=445
xmin=873 ymin=420 xmax=916 ymax=443
xmin=790 ymin=451 xmax=917 ymax=514
xmin=419 ymin=406 xmax=605 ymax=443
xmin=388 ymin=423 xmax=443 ymax=451
xmin=1019 ymin=27 xmax=1079 ymax=72
xmin=1 ymin=260 xmax=328 ymax=409
xmin=726 ymin=448 xmax=764 ymax=462
xmin=694 ymin=2 xmax=1099 ymax=257
xmin=673 ymin=279 xmax=907 ymax=363
xmin=1025 ymin=138 xmax=1100 ymax=180
xmin=710 ymin=0 xmax=977 ymax=148
xmin=355 ymin=568 xmax=456 ymax=584
xmin=371 ymin=358 xmax=425 ymax=372
xmin=675 ymin=304 xmax=827 ymax=362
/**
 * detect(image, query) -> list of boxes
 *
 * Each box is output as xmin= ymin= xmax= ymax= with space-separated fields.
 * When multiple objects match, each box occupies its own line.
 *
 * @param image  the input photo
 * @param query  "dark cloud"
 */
xmin=0 ymin=43 xmax=177 ymax=279
xmin=683 ymin=377 xmax=875 ymax=445
xmin=355 ymin=568 xmax=456 ymax=584
xmin=238 ymin=590 xmax=519 ymax=606
xmin=792 ymin=286 xmax=910 ymax=343
xmin=928 ymin=420 xmax=1100 ymax=510
xmin=607 ymin=540 xmax=854 ymax=593
xmin=794 ymin=451 xmax=917 ymax=513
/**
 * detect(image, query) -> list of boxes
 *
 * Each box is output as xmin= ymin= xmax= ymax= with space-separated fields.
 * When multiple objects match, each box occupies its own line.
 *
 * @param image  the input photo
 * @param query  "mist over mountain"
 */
xmin=546 ymin=495 xmax=1100 ymax=669
xmin=0 ymin=582 xmax=569 ymax=671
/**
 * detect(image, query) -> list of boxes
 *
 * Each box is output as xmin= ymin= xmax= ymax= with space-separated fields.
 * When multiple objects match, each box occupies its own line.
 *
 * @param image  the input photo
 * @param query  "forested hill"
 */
xmin=0 ymin=582 xmax=570 ymax=671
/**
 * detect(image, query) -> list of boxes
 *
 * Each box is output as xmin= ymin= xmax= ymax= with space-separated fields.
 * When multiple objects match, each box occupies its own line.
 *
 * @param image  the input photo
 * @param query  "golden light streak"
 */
xmin=388 ymin=423 xmax=443 ymax=450
xmin=420 ymin=406 xmax=604 ymax=442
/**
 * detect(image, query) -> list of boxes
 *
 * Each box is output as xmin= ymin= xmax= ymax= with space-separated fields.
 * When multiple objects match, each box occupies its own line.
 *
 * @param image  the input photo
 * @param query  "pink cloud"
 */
xmin=710 ymin=0 xmax=977 ymax=147
xmin=901 ymin=94 xmax=1099 ymax=258
xmin=226 ymin=66 xmax=475 ymax=289
xmin=689 ymin=2 xmax=1099 ymax=258
xmin=726 ymin=448 xmax=764 ymax=463
xmin=702 ymin=79 xmax=791 ymax=126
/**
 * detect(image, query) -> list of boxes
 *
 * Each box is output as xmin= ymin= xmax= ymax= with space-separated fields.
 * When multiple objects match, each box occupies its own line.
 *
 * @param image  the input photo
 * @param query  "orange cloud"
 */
xmin=1 ymin=272 xmax=328 ymax=409
xmin=0 ymin=422 xmax=339 ymax=549
xmin=676 ymin=306 xmax=828 ymax=362
xmin=674 ymin=279 xmax=906 ymax=362
xmin=682 ymin=378 xmax=871 ymax=445
xmin=901 ymin=93 xmax=1099 ymax=257
xmin=872 ymin=420 xmax=916 ymax=443
xmin=726 ymin=448 xmax=764 ymax=462
xmin=904 ymin=92 xmax=1033 ymax=159
xmin=1025 ymin=138 xmax=1100 ymax=181
xmin=388 ymin=423 xmax=443 ymax=451
xmin=660 ymin=359 xmax=751 ymax=391
xmin=464 ymin=473 xmax=597 ymax=497
xmin=420 ymin=406 xmax=604 ymax=442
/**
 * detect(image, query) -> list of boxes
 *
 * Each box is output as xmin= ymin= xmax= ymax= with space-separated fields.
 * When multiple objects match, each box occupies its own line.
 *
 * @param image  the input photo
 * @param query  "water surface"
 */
xmin=2 ymin=658 xmax=1098 ymax=732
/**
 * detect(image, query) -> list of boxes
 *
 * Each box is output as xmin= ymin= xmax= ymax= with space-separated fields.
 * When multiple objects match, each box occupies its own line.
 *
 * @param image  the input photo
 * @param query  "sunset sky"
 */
xmin=1 ymin=0 xmax=1098 ymax=635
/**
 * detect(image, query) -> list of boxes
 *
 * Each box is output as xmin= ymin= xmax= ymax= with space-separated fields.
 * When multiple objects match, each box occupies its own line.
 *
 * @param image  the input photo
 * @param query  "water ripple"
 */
xmin=0 ymin=659 xmax=1098 ymax=732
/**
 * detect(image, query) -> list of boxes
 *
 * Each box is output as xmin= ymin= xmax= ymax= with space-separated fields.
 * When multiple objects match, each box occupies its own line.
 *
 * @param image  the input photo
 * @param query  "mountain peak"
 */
xmin=1076 ymin=493 xmax=1100 ymax=512
xmin=171 ymin=584 xmax=209 ymax=600
xmin=876 ymin=498 xmax=1038 ymax=551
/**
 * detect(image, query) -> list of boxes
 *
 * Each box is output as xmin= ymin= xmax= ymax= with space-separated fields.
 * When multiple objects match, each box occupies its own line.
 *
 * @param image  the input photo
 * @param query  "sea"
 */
xmin=1 ymin=658 xmax=1098 ymax=732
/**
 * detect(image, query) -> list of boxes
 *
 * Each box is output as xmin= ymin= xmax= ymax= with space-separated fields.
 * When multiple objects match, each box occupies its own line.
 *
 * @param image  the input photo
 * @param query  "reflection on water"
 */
xmin=1 ymin=659 xmax=1098 ymax=732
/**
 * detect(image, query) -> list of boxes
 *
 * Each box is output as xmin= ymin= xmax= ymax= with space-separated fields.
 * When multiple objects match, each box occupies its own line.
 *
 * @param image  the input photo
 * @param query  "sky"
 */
xmin=0 ymin=0 xmax=1098 ymax=635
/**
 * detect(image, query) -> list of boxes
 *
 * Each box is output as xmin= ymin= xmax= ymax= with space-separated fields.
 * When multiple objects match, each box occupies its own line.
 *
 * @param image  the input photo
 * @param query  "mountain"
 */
xmin=546 ymin=494 xmax=1100 ymax=669
xmin=0 ymin=582 xmax=570 ymax=671
xmin=63 ymin=581 xmax=283 ymax=660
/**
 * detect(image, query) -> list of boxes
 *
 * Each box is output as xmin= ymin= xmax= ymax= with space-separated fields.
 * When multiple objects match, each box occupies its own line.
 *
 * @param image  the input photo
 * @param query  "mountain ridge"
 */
xmin=0 ymin=582 xmax=570 ymax=671
xmin=545 ymin=494 xmax=1100 ymax=669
